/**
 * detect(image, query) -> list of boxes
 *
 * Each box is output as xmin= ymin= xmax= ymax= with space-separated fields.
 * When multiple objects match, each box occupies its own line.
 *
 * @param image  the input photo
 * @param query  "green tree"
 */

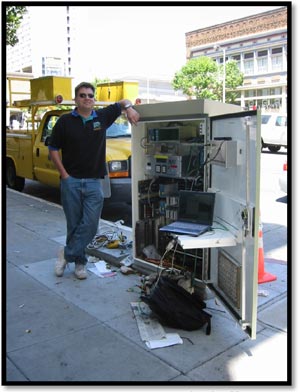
xmin=222 ymin=60 xmax=244 ymax=104
xmin=172 ymin=56 xmax=243 ymax=104
xmin=172 ymin=57 xmax=219 ymax=100
xmin=6 ymin=6 xmax=27 ymax=47
xmin=92 ymin=77 xmax=110 ymax=90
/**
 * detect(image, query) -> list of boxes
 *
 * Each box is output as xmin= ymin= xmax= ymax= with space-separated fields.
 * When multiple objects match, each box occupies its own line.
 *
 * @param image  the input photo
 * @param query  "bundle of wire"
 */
xmin=87 ymin=223 xmax=130 ymax=250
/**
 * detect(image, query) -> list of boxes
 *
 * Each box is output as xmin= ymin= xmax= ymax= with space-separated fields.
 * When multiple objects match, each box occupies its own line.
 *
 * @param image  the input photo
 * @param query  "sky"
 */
xmin=73 ymin=4 xmax=284 ymax=81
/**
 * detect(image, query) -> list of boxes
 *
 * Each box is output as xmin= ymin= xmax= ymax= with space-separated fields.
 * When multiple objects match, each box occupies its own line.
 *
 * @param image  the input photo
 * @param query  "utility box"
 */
xmin=131 ymin=100 xmax=261 ymax=339
xmin=97 ymin=81 xmax=138 ymax=102
xmin=209 ymin=139 xmax=244 ymax=168
xmin=30 ymin=76 xmax=72 ymax=102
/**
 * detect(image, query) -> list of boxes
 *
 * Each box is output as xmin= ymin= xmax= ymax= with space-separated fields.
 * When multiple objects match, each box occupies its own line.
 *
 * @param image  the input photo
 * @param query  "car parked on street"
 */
xmin=261 ymin=112 xmax=287 ymax=153
xmin=278 ymin=161 xmax=287 ymax=194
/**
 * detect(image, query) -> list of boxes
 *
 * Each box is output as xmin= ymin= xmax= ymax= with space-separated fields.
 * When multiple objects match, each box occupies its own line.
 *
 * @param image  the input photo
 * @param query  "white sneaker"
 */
xmin=74 ymin=263 xmax=87 ymax=280
xmin=55 ymin=248 xmax=67 ymax=277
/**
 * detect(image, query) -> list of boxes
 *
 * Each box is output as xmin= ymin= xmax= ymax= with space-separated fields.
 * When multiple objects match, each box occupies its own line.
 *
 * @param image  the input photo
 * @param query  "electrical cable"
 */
xmin=202 ymin=140 xmax=226 ymax=166
xmin=170 ymin=239 xmax=179 ymax=270
xmin=140 ymin=136 xmax=149 ymax=149
xmin=87 ymin=221 xmax=130 ymax=249
xmin=153 ymin=237 xmax=178 ymax=288
xmin=147 ymin=177 xmax=157 ymax=207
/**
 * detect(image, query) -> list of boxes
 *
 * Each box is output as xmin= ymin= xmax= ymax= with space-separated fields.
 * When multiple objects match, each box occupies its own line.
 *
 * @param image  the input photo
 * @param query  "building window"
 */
xmin=272 ymin=55 xmax=283 ymax=71
xmin=232 ymin=56 xmax=241 ymax=70
xmin=245 ymin=88 xmax=283 ymax=99
xmin=231 ymin=55 xmax=241 ymax=70
xmin=261 ymin=88 xmax=269 ymax=96
xmin=244 ymin=52 xmax=254 ymax=59
xmin=257 ymin=50 xmax=268 ymax=73
xmin=219 ymin=56 xmax=228 ymax=64
xmin=257 ymin=58 xmax=268 ymax=73
xmin=271 ymin=47 xmax=283 ymax=71
xmin=258 ymin=50 xmax=268 ymax=57
xmin=245 ymin=89 xmax=257 ymax=98
xmin=274 ymin=87 xmax=282 ymax=95
xmin=244 ymin=52 xmax=254 ymax=75
xmin=244 ymin=59 xmax=254 ymax=75
xmin=272 ymin=56 xmax=283 ymax=71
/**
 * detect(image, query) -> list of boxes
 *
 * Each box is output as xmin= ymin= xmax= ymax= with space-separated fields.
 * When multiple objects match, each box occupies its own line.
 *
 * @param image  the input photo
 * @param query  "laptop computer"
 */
xmin=159 ymin=191 xmax=216 ymax=237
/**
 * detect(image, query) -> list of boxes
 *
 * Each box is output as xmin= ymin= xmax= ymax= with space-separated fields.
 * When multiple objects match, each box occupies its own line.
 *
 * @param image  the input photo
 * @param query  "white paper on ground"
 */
xmin=88 ymin=260 xmax=116 ymax=278
xmin=131 ymin=302 xmax=183 ymax=349
xmin=145 ymin=333 xmax=183 ymax=349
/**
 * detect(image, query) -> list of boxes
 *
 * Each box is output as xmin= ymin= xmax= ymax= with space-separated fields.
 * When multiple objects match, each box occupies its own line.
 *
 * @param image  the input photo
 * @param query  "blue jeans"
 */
xmin=60 ymin=176 xmax=104 ymax=265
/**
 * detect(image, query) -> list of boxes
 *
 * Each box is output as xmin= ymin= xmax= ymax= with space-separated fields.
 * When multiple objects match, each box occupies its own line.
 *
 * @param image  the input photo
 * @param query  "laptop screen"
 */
xmin=178 ymin=191 xmax=215 ymax=225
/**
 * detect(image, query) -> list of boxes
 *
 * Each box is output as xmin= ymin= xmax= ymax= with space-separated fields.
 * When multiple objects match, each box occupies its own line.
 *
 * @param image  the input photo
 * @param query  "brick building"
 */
xmin=185 ymin=6 xmax=288 ymax=112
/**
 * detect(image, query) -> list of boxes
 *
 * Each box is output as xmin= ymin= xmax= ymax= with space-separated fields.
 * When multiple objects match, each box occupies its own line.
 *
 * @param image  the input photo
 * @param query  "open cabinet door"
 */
xmin=208 ymin=111 xmax=261 ymax=339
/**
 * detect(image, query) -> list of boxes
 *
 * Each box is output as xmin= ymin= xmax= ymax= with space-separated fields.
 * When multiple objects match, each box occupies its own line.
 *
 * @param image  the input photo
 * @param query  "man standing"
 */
xmin=48 ymin=82 xmax=140 ymax=279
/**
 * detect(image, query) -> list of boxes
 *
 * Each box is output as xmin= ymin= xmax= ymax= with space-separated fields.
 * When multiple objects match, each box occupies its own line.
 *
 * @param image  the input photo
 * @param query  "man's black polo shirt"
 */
xmin=48 ymin=103 xmax=122 ymax=178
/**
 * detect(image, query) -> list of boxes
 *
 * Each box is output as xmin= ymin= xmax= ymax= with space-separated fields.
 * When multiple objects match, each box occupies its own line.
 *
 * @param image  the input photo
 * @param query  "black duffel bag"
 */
xmin=141 ymin=276 xmax=212 ymax=334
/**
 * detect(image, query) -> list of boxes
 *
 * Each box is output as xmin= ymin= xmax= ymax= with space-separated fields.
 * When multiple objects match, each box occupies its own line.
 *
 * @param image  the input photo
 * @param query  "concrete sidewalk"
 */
xmin=5 ymin=188 xmax=289 ymax=384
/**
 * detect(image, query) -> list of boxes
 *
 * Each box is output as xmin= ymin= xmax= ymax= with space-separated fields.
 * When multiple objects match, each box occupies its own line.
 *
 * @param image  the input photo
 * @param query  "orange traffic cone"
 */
xmin=258 ymin=214 xmax=277 ymax=284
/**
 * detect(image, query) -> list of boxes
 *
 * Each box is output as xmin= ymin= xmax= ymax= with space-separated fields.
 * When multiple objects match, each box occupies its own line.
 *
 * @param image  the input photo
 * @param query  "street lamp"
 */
xmin=214 ymin=44 xmax=226 ymax=103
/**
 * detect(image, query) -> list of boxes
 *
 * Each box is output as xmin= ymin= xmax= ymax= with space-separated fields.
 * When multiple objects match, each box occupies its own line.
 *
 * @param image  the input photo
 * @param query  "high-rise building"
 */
xmin=185 ymin=7 xmax=288 ymax=112
xmin=6 ymin=6 xmax=78 ymax=78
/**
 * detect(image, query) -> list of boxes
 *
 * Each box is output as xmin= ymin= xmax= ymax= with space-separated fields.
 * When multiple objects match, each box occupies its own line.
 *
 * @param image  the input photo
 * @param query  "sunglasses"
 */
xmin=79 ymin=93 xmax=94 ymax=99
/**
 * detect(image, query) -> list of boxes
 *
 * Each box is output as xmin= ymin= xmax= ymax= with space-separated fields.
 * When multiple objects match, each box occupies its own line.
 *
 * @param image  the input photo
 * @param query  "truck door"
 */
xmin=33 ymin=113 xmax=61 ymax=187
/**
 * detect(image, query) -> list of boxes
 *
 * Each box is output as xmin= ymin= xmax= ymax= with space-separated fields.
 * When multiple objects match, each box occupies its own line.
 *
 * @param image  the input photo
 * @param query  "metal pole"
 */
xmin=214 ymin=44 xmax=226 ymax=103
xmin=223 ymin=48 xmax=226 ymax=103
xmin=147 ymin=77 xmax=150 ymax=104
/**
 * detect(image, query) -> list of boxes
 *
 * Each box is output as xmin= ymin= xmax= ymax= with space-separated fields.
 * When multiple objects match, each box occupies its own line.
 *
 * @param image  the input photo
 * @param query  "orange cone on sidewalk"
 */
xmin=258 ymin=214 xmax=277 ymax=284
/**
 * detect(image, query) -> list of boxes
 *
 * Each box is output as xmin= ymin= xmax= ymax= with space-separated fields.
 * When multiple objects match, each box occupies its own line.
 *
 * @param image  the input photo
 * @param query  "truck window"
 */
xmin=7 ymin=108 xmax=24 ymax=129
xmin=275 ymin=116 xmax=287 ymax=127
xmin=106 ymin=122 xmax=131 ymax=138
xmin=106 ymin=115 xmax=131 ymax=138
xmin=41 ymin=114 xmax=130 ymax=142
xmin=261 ymin=115 xmax=271 ymax=124
xmin=42 ymin=115 xmax=60 ymax=142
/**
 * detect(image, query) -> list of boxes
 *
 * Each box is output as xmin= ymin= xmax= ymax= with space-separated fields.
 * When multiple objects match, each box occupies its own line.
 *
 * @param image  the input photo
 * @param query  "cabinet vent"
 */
xmin=218 ymin=251 xmax=241 ymax=309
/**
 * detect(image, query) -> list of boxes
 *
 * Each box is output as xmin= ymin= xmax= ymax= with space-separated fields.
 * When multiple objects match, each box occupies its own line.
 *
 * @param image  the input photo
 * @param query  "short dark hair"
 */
xmin=75 ymin=82 xmax=95 ymax=97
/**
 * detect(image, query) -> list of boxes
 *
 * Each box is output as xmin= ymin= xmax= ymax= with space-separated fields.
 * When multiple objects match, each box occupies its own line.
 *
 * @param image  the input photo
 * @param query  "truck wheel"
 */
xmin=6 ymin=160 xmax=25 ymax=191
xmin=268 ymin=145 xmax=281 ymax=153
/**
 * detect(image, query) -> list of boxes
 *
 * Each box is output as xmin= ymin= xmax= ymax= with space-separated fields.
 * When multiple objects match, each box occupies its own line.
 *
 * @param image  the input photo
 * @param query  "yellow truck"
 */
xmin=6 ymin=76 xmax=139 ymax=203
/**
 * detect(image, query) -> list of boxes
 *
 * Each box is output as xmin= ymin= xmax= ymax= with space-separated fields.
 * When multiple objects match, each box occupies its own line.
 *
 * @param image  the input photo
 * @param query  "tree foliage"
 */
xmin=172 ymin=57 xmax=219 ymax=100
xmin=92 ymin=77 xmax=110 ymax=90
xmin=172 ymin=56 xmax=244 ymax=104
xmin=223 ymin=60 xmax=244 ymax=104
xmin=6 ymin=6 xmax=27 ymax=47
